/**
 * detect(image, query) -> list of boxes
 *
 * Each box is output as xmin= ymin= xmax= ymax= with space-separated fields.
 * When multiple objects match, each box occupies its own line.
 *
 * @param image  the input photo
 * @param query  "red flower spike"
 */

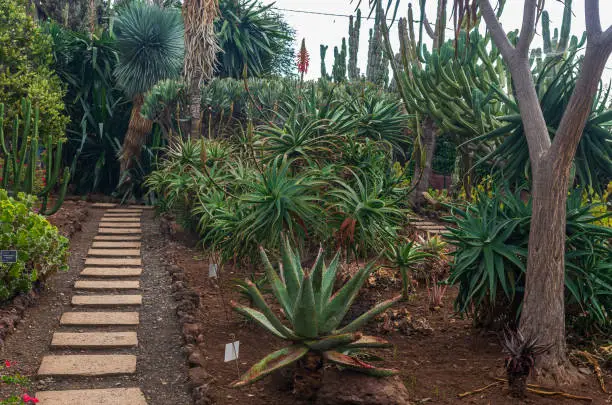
xmin=297 ymin=38 xmax=310 ymax=76
xmin=4 ymin=360 xmax=11 ymax=368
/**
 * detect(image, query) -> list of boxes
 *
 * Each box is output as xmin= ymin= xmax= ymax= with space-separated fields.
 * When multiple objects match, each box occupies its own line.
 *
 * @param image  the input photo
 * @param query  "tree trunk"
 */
xmin=120 ymin=95 xmax=152 ymax=173
xmin=411 ymin=117 xmax=437 ymax=209
xmin=519 ymin=159 xmax=577 ymax=384
xmin=189 ymin=77 xmax=202 ymax=138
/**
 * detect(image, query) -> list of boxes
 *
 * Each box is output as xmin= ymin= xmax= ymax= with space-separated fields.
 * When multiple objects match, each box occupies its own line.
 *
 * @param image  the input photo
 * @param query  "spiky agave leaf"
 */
xmin=281 ymin=233 xmax=302 ymax=298
xmin=304 ymin=333 xmax=361 ymax=351
xmin=340 ymin=335 xmax=393 ymax=349
xmin=230 ymin=301 xmax=286 ymax=339
xmin=244 ymin=281 xmax=299 ymax=340
xmin=259 ymin=246 xmax=292 ymax=319
xmin=292 ymin=272 xmax=318 ymax=338
xmin=231 ymin=345 xmax=309 ymax=387
xmin=323 ymin=351 xmax=398 ymax=377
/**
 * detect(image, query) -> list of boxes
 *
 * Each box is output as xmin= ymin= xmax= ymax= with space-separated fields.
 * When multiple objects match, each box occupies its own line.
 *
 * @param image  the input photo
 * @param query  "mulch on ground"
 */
xmin=166 ymin=236 xmax=611 ymax=405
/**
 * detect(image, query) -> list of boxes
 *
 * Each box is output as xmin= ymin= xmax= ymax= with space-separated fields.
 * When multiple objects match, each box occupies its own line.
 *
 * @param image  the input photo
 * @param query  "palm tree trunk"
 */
xmin=120 ymin=94 xmax=152 ymax=172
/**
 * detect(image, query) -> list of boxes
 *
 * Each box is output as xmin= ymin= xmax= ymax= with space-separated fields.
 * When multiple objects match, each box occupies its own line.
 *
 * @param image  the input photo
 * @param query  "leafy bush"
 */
xmin=0 ymin=190 xmax=69 ymax=301
xmin=0 ymin=0 xmax=68 ymax=144
xmin=445 ymin=187 xmax=612 ymax=329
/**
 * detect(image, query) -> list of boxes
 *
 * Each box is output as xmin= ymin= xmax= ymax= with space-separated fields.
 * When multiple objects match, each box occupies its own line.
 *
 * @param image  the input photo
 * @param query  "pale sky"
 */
xmin=271 ymin=0 xmax=612 ymax=84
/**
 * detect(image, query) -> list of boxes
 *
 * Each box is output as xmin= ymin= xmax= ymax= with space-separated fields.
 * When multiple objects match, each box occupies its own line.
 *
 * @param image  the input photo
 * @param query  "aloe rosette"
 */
xmin=231 ymin=237 xmax=400 ymax=387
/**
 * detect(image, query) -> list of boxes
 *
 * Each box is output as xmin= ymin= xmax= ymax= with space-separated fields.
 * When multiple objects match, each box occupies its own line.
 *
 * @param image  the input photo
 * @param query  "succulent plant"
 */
xmin=385 ymin=241 xmax=431 ymax=299
xmin=501 ymin=330 xmax=550 ymax=398
xmin=231 ymin=236 xmax=400 ymax=392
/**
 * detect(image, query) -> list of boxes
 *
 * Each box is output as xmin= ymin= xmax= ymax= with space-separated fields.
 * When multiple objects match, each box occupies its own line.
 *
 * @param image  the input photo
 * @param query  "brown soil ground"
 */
xmin=0 ymin=205 xmax=191 ymax=404
xmin=166 ymin=237 xmax=611 ymax=405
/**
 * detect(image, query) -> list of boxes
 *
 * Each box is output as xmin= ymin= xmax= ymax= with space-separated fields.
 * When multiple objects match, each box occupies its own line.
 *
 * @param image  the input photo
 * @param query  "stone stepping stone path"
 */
xmin=36 ymin=208 xmax=148 ymax=403
xmin=409 ymin=216 xmax=447 ymax=235
xmin=36 ymin=388 xmax=147 ymax=405
xmin=81 ymin=267 xmax=143 ymax=277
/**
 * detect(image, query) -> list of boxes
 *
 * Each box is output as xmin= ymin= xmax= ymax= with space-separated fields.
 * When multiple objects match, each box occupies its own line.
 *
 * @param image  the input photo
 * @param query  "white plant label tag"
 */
xmin=208 ymin=263 xmax=218 ymax=278
xmin=224 ymin=341 xmax=239 ymax=362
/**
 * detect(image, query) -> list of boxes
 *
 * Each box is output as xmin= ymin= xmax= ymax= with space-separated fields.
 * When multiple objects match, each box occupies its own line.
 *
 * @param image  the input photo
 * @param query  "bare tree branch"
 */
xmin=584 ymin=0 xmax=602 ymax=38
xmin=516 ymin=0 xmax=538 ymax=55
xmin=478 ymin=0 xmax=515 ymax=61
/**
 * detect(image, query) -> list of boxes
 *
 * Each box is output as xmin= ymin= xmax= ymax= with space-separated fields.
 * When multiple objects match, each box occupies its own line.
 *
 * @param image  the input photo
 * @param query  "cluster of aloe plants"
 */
xmin=230 ymin=237 xmax=400 ymax=391
xmin=147 ymin=79 xmax=414 ymax=265
xmin=0 ymin=99 xmax=71 ymax=215
xmin=444 ymin=187 xmax=612 ymax=330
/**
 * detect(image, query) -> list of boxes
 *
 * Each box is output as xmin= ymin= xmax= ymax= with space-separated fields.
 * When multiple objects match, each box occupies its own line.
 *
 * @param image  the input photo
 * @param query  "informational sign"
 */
xmin=0 ymin=250 xmax=17 ymax=263
xmin=208 ymin=263 xmax=218 ymax=278
xmin=224 ymin=341 xmax=239 ymax=362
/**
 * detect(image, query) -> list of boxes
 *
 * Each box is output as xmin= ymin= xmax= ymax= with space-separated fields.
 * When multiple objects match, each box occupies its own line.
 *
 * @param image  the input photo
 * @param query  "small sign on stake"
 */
xmin=224 ymin=341 xmax=239 ymax=362
xmin=1 ymin=250 xmax=17 ymax=264
xmin=208 ymin=263 xmax=218 ymax=278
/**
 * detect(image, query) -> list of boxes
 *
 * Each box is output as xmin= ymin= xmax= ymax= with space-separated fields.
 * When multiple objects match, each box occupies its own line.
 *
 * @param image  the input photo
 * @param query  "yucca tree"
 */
xmin=114 ymin=3 xmax=184 ymax=172
xmin=231 ymin=237 xmax=400 ymax=396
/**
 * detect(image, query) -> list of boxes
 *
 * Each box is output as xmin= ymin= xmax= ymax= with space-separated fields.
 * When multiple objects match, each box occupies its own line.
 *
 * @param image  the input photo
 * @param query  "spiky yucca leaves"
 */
xmin=502 ymin=330 xmax=550 ymax=398
xmin=231 ymin=237 xmax=400 ymax=390
xmin=114 ymin=3 xmax=184 ymax=171
xmin=385 ymin=241 xmax=431 ymax=299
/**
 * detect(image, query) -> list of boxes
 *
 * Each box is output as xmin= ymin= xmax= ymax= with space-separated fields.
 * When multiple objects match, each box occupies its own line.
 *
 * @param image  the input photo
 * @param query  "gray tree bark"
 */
xmin=480 ymin=0 xmax=612 ymax=383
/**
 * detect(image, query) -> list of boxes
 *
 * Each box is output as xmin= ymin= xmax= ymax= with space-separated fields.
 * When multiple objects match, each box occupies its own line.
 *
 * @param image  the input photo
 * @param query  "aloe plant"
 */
xmin=231 ymin=237 xmax=400 ymax=391
xmin=385 ymin=241 xmax=431 ymax=299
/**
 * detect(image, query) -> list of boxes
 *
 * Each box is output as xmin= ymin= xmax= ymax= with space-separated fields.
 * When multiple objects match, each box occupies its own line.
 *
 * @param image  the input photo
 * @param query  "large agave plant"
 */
xmin=231 ymin=237 xmax=400 ymax=391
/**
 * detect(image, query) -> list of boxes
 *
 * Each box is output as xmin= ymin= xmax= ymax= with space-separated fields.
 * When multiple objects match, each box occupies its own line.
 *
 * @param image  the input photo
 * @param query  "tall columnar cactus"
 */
xmin=332 ymin=38 xmax=347 ymax=83
xmin=531 ymin=0 xmax=585 ymax=79
xmin=348 ymin=9 xmax=361 ymax=80
xmin=366 ymin=5 xmax=388 ymax=87
xmin=320 ymin=44 xmax=330 ymax=80
xmin=0 ymin=99 xmax=70 ymax=215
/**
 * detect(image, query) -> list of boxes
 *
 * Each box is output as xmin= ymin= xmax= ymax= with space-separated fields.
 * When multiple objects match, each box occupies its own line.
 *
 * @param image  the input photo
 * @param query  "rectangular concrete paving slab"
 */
xmin=51 ymin=332 xmax=138 ymax=349
xmin=98 ymin=228 xmax=142 ymax=235
xmin=38 ymin=355 xmax=137 ymax=376
xmin=91 ymin=241 xmax=141 ymax=248
xmin=100 ymin=217 xmax=142 ymax=223
xmin=106 ymin=209 xmax=143 ymax=213
xmin=60 ymin=312 xmax=139 ymax=326
xmin=102 ymin=213 xmax=142 ymax=217
xmin=85 ymin=258 xmax=142 ymax=266
xmin=81 ymin=267 xmax=143 ymax=277
xmin=91 ymin=203 xmax=117 ymax=208
xmin=74 ymin=280 xmax=140 ymax=290
xmin=87 ymin=249 xmax=141 ymax=257
xmin=72 ymin=295 xmax=142 ymax=307
xmin=94 ymin=235 xmax=141 ymax=241
xmin=97 ymin=222 xmax=142 ymax=228
xmin=35 ymin=388 xmax=147 ymax=405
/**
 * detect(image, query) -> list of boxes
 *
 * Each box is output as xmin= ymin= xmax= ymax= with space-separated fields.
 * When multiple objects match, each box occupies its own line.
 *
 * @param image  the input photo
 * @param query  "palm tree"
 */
xmin=114 ymin=2 xmax=184 ymax=172
xmin=182 ymin=0 xmax=220 ymax=137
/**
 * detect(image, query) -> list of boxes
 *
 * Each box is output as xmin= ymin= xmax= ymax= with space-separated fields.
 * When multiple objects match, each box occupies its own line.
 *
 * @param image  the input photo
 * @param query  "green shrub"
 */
xmin=0 ymin=190 xmax=69 ymax=301
xmin=0 ymin=0 xmax=69 ymax=144
xmin=444 ymin=187 xmax=612 ymax=330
